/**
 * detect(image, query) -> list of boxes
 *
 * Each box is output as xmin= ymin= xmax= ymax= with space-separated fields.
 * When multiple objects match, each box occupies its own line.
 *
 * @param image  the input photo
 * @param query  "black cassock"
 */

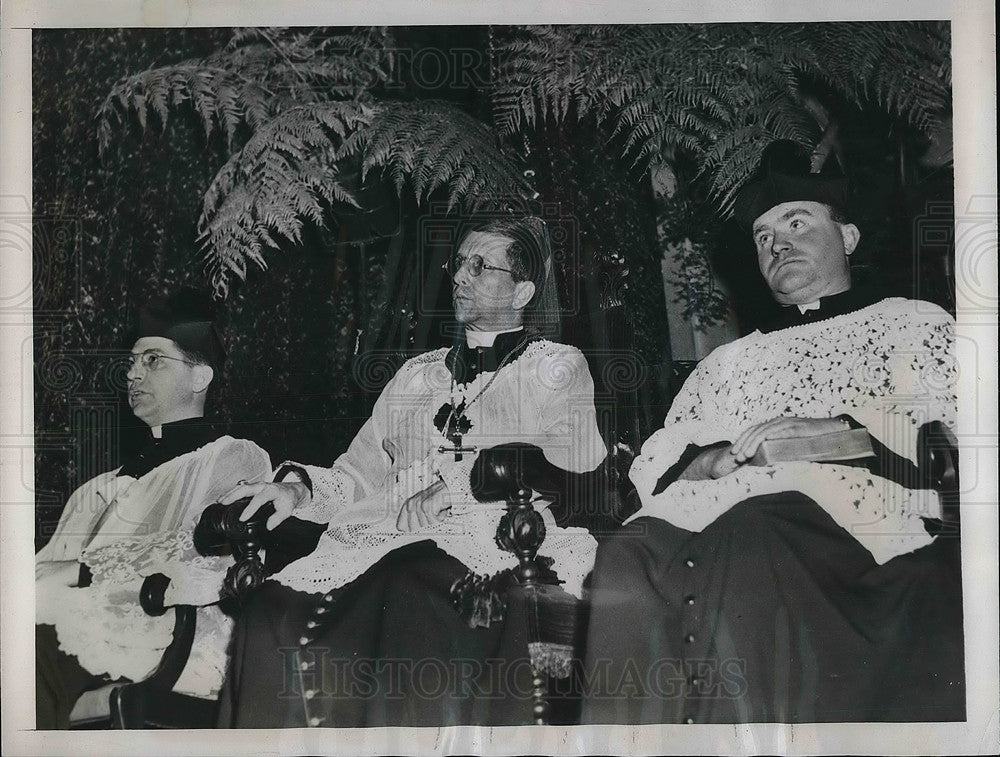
xmin=581 ymin=288 xmax=965 ymax=724
xmin=36 ymin=419 xmax=221 ymax=729
xmin=218 ymin=333 xmax=610 ymax=728
xmin=218 ymin=542 xmax=551 ymax=727
xmin=580 ymin=495 xmax=964 ymax=724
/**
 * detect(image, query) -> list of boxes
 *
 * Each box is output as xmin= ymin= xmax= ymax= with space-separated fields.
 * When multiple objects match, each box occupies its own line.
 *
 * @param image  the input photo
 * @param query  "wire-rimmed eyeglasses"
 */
xmin=442 ymin=253 xmax=515 ymax=279
xmin=117 ymin=351 xmax=198 ymax=372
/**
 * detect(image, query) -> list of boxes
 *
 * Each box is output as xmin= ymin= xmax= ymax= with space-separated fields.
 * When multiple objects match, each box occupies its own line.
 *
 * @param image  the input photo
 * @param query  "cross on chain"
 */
xmin=439 ymin=428 xmax=478 ymax=462
xmin=435 ymin=400 xmax=477 ymax=461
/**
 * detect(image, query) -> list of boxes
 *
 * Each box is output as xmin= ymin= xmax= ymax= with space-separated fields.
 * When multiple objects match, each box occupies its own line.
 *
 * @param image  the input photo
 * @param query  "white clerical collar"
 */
xmin=465 ymin=327 xmax=524 ymax=348
xmin=796 ymin=301 xmax=821 ymax=314
xmin=151 ymin=425 xmax=163 ymax=439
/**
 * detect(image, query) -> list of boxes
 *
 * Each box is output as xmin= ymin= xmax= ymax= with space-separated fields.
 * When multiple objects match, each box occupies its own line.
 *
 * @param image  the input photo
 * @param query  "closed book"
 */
xmin=750 ymin=428 xmax=875 ymax=466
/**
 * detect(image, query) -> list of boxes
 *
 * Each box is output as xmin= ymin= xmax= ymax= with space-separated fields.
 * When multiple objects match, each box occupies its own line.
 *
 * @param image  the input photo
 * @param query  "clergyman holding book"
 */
xmin=582 ymin=140 xmax=962 ymax=724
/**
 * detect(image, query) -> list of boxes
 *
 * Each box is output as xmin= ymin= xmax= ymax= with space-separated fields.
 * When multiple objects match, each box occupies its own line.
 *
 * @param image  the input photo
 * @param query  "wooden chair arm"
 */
xmin=471 ymin=443 xmax=566 ymax=504
xmin=472 ymin=442 xmax=622 ymax=534
xmin=193 ymin=498 xmax=274 ymax=555
xmin=109 ymin=575 xmax=199 ymax=728
xmin=194 ymin=498 xmax=271 ymax=608
xmin=917 ymin=420 xmax=960 ymax=526
xmin=136 ymin=574 xmax=197 ymax=690
xmin=917 ymin=420 xmax=959 ymax=497
xmin=468 ymin=443 xmax=606 ymax=725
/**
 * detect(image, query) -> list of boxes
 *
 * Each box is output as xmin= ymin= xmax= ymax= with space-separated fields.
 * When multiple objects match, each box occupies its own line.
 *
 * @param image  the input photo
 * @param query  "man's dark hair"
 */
xmin=465 ymin=216 xmax=561 ymax=338
xmin=473 ymin=217 xmax=548 ymax=287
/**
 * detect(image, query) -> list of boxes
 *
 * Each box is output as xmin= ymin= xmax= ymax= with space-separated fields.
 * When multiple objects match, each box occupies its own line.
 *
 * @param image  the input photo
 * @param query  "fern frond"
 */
xmin=98 ymin=26 xmax=394 ymax=156
xmin=98 ymin=64 xmax=276 ymax=153
xmin=491 ymin=22 xmax=951 ymax=209
xmin=197 ymin=101 xmax=372 ymax=295
xmin=354 ymin=100 xmax=529 ymax=211
xmin=196 ymin=97 xmax=525 ymax=295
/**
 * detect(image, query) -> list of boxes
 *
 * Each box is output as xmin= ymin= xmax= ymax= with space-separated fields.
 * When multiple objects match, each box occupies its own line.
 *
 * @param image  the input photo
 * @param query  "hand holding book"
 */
xmin=677 ymin=416 xmax=873 ymax=481
xmin=730 ymin=416 xmax=860 ymax=465
xmin=748 ymin=428 xmax=875 ymax=466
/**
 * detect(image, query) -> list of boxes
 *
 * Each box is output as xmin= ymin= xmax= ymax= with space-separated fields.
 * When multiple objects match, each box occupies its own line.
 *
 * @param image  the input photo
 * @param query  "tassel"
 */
xmin=528 ymin=641 xmax=575 ymax=679
xmin=449 ymin=569 xmax=514 ymax=629
xmin=449 ymin=555 xmax=561 ymax=629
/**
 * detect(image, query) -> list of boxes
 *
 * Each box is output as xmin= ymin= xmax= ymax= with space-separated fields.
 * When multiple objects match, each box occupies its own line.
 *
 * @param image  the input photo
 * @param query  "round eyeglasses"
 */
xmin=118 ymin=351 xmax=198 ymax=372
xmin=442 ymin=253 xmax=515 ymax=279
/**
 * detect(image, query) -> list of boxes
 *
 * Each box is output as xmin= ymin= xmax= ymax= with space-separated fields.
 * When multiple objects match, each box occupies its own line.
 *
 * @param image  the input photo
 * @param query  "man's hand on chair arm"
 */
xmin=218 ymin=480 xmax=312 ymax=530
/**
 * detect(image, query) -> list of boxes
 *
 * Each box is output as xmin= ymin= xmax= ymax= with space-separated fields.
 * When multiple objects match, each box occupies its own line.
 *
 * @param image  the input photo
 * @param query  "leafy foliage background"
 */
xmin=33 ymin=25 xmax=953 ymax=545
xmin=33 ymin=30 xmax=410 ymax=542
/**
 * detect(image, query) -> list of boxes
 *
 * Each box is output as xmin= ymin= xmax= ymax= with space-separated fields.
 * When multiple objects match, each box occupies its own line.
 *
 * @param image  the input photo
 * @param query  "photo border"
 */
xmin=3 ymin=1 xmax=996 ymax=755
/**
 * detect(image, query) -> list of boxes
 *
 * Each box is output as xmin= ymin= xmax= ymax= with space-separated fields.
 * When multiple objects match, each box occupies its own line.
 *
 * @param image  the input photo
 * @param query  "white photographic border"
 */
xmin=2 ymin=1 xmax=996 ymax=754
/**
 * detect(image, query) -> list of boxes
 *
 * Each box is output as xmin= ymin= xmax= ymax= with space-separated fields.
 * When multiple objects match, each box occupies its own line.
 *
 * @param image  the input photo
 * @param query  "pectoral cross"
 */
xmin=435 ymin=400 xmax=476 ymax=461
xmin=439 ymin=428 xmax=478 ymax=461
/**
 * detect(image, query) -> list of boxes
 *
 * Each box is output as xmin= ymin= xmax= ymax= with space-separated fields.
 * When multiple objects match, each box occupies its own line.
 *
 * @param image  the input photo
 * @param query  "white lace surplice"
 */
xmin=273 ymin=339 xmax=608 ymax=599
xmin=36 ymin=437 xmax=272 ymax=697
xmin=628 ymin=298 xmax=957 ymax=564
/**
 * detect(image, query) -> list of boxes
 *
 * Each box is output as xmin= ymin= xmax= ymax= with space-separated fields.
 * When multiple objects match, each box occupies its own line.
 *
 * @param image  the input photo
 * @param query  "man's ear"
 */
xmin=191 ymin=364 xmax=214 ymax=394
xmin=512 ymin=280 xmax=536 ymax=311
xmin=840 ymin=223 xmax=861 ymax=257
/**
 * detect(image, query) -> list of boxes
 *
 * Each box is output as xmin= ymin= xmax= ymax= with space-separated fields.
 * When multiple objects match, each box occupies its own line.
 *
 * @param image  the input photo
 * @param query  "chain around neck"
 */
xmin=444 ymin=332 xmax=533 ymax=437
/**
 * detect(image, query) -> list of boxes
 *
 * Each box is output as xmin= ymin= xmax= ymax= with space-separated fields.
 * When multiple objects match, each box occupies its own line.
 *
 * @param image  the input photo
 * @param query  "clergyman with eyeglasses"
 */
xmin=212 ymin=216 xmax=611 ymax=727
xmin=35 ymin=288 xmax=271 ymax=728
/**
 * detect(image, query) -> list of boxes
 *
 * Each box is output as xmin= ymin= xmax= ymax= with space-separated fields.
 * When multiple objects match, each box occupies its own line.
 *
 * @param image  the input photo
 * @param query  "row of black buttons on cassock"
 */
xmin=683 ymin=555 xmax=697 ymax=725
xmin=294 ymin=558 xmax=706 ymax=726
